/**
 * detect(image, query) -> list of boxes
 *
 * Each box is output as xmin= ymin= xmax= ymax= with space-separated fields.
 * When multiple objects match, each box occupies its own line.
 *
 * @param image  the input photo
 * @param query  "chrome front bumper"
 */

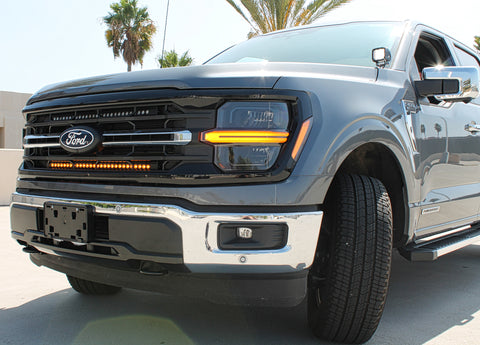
xmin=11 ymin=193 xmax=323 ymax=274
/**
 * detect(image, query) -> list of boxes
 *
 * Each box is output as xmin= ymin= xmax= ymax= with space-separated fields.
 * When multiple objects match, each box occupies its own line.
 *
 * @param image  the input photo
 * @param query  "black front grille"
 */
xmin=23 ymin=100 xmax=216 ymax=174
xmin=19 ymin=89 xmax=306 ymax=187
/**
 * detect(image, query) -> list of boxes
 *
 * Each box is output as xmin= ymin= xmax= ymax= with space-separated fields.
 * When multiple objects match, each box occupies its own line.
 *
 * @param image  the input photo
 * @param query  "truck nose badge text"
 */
xmin=65 ymin=132 xmax=89 ymax=146
xmin=59 ymin=127 xmax=100 ymax=153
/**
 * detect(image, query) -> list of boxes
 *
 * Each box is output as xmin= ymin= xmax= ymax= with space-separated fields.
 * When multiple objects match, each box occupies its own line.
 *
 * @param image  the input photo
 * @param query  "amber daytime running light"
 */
xmin=49 ymin=161 xmax=151 ymax=171
xmin=201 ymin=130 xmax=289 ymax=144
xmin=291 ymin=117 xmax=313 ymax=160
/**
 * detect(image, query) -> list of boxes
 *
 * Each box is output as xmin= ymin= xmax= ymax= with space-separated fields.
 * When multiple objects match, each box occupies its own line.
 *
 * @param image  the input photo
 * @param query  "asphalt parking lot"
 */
xmin=1 ymin=205 xmax=479 ymax=345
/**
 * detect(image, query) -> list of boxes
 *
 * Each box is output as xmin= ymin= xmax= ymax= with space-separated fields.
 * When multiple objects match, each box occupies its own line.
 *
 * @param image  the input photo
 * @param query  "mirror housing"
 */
xmin=372 ymin=47 xmax=391 ymax=68
xmin=415 ymin=66 xmax=480 ymax=103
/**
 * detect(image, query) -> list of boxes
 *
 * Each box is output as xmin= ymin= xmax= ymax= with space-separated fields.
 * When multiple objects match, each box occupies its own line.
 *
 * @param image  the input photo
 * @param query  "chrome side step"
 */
xmin=400 ymin=226 xmax=480 ymax=261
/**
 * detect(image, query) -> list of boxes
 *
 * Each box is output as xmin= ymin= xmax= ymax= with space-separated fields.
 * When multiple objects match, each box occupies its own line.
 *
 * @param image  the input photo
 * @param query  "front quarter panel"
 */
xmin=274 ymin=67 xmax=419 ymax=211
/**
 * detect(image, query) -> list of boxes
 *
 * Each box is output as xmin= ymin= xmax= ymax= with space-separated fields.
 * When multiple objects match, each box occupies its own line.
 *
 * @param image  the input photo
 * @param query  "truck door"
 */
xmin=451 ymin=44 xmax=480 ymax=223
xmin=410 ymin=30 xmax=480 ymax=238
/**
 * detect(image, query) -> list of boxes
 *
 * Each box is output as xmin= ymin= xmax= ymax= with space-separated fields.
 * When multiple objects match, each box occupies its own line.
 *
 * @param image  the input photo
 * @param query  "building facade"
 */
xmin=0 ymin=91 xmax=32 ymax=149
xmin=0 ymin=91 xmax=31 ymax=204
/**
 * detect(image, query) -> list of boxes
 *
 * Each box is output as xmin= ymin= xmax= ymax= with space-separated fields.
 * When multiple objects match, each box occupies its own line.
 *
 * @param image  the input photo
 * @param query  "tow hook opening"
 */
xmin=22 ymin=245 xmax=40 ymax=254
xmin=139 ymin=261 xmax=168 ymax=276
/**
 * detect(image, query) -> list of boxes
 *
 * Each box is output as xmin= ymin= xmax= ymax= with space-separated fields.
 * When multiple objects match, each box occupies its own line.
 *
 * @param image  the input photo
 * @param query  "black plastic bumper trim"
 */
xmin=30 ymin=252 xmax=308 ymax=307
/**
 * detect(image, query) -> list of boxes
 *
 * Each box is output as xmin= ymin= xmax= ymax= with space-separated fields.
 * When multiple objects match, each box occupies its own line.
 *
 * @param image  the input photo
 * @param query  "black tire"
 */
xmin=67 ymin=275 xmax=122 ymax=295
xmin=308 ymin=174 xmax=393 ymax=344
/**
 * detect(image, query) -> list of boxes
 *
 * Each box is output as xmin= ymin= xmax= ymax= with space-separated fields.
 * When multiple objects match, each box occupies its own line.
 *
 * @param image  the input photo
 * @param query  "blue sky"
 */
xmin=1 ymin=0 xmax=479 ymax=94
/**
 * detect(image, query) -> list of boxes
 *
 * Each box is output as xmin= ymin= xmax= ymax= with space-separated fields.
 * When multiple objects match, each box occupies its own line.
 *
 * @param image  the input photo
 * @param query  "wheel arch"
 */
xmin=334 ymin=142 xmax=409 ymax=247
xmin=311 ymin=118 xmax=417 ymax=248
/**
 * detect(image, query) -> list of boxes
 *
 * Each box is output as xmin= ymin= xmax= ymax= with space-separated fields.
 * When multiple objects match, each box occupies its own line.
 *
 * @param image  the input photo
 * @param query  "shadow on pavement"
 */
xmin=373 ymin=247 xmax=480 ymax=345
xmin=0 ymin=286 xmax=317 ymax=345
xmin=1 ymin=248 xmax=479 ymax=345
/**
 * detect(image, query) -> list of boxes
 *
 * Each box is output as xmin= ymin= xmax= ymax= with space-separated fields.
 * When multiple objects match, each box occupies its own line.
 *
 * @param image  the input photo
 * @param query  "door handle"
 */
xmin=465 ymin=123 xmax=480 ymax=133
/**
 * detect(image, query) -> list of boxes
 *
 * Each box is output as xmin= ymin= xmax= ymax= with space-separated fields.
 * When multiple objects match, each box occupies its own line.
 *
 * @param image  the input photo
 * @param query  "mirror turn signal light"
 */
xmin=200 ymin=130 xmax=289 ymax=144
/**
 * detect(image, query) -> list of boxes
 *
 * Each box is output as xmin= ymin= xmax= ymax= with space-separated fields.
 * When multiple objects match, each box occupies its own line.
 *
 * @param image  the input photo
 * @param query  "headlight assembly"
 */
xmin=201 ymin=101 xmax=290 ymax=171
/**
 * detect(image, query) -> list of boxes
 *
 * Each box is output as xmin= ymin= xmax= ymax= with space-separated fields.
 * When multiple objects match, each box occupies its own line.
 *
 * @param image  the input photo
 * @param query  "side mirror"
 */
xmin=372 ymin=47 xmax=391 ymax=68
xmin=415 ymin=66 xmax=480 ymax=103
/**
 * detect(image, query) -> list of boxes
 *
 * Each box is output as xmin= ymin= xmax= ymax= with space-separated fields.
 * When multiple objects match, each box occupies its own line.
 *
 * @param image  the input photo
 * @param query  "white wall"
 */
xmin=0 ymin=149 xmax=23 ymax=205
xmin=0 ymin=91 xmax=31 ymax=149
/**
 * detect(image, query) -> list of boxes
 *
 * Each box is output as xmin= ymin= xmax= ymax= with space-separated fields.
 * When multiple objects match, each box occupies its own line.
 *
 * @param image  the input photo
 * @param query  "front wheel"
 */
xmin=67 ymin=275 xmax=122 ymax=295
xmin=308 ymin=174 xmax=393 ymax=344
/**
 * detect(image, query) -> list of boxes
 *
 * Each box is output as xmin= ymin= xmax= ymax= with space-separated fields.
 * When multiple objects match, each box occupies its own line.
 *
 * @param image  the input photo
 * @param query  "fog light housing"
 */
xmin=218 ymin=223 xmax=288 ymax=250
xmin=237 ymin=227 xmax=253 ymax=239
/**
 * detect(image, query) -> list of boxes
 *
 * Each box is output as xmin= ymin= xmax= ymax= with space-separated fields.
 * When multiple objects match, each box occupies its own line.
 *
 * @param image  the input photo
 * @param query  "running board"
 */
xmin=400 ymin=227 xmax=480 ymax=261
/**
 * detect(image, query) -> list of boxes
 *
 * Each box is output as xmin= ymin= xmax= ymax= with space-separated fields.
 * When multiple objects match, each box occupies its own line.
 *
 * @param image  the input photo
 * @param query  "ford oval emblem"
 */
xmin=59 ymin=126 xmax=101 ymax=153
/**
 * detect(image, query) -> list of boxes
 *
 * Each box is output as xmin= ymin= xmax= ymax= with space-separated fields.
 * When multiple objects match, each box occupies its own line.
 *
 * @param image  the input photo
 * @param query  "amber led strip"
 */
xmin=291 ymin=117 xmax=312 ymax=160
xmin=49 ymin=161 xmax=151 ymax=171
xmin=201 ymin=130 xmax=289 ymax=144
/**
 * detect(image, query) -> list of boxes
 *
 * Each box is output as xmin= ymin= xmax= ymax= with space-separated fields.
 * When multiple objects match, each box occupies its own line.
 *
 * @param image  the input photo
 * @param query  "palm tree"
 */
xmin=226 ymin=0 xmax=350 ymax=38
xmin=158 ymin=50 xmax=194 ymax=68
xmin=103 ymin=0 xmax=157 ymax=71
xmin=475 ymin=36 xmax=480 ymax=52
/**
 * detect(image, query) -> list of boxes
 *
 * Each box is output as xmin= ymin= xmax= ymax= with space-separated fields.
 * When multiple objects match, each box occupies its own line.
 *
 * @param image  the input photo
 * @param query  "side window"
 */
xmin=454 ymin=46 xmax=480 ymax=105
xmin=454 ymin=46 xmax=480 ymax=67
xmin=413 ymin=33 xmax=455 ymax=104
xmin=414 ymin=33 xmax=455 ymax=75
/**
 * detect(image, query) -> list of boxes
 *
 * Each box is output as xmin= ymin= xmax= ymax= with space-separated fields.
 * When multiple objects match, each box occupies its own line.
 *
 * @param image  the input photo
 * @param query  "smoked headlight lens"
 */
xmin=215 ymin=145 xmax=282 ymax=171
xmin=216 ymin=102 xmax=289 ymax=129
xmin=201 ymin=101 xmax=290 ymax=171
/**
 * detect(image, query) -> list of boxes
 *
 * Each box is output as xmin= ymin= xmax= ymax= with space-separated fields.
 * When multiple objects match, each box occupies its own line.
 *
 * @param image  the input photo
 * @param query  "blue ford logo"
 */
xmin=60 ymin=126 xmax=101 ymax=153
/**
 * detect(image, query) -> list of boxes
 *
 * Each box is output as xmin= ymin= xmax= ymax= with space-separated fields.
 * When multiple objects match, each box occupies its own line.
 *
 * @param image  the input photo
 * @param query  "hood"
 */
xmin=27 ymin=62 xmax=377 ymax=105
xmin=27 ymin=64 xmax=283 ymax=105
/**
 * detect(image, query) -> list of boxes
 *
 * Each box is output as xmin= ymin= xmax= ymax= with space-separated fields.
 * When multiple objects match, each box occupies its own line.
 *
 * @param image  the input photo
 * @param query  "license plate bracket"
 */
xmin=44 ymin=202 xmax=94 ymax=243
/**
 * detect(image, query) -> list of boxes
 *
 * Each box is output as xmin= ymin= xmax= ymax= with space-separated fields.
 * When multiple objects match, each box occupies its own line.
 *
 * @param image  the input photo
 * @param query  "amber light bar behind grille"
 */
xmin=49 ymin=161 xmax=151 ymax=171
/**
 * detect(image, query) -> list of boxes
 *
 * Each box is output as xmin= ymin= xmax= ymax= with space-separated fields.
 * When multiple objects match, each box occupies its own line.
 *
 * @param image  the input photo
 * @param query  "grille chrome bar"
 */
xmin=102 ymin=130 xmax=192 ymax=146
xmin=24 ymin=135 xmax=61 ymax=148
xmin=23 ymin=130 xmax=192 ymax=149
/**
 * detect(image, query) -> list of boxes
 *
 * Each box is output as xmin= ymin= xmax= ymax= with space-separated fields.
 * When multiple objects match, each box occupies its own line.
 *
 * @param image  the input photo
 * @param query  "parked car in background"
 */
xmin=10 ymin=21 xmax=480 ymax=343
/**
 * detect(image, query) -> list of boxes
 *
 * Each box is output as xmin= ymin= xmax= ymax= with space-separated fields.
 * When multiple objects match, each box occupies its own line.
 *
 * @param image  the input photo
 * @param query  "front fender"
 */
xmin=278 ymin=115 xmax=418 ymax=207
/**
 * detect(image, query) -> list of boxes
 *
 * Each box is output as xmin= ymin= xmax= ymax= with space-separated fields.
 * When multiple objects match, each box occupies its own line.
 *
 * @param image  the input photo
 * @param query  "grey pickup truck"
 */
xmin=10 ymin=21 xmax=480 ymax=343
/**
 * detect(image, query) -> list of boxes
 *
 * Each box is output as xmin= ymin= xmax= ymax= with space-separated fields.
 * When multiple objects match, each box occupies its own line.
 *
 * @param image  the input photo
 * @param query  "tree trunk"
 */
xmin=127 ymin=63 xmax=131 ymax=72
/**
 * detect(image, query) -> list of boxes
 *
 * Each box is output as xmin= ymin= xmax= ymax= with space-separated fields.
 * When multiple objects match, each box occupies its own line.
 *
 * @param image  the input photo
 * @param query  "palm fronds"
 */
xmin=226 ymin=0 xmax=350 ymax=38
xmin=103 ymin=0 xmax=156 ymax=71
xmin=158 ymin=49 xmax=194 ymax=68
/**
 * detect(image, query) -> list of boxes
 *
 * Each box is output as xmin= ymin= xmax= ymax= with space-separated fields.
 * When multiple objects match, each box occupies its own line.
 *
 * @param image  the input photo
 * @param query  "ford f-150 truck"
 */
xmin=10 ymin=21 xmax=480 ymax=343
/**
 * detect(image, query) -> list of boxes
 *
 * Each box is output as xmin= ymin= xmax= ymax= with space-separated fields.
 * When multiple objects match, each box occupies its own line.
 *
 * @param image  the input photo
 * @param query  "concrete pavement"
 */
xmin=1 ymin=206 xmax=479 ymax=345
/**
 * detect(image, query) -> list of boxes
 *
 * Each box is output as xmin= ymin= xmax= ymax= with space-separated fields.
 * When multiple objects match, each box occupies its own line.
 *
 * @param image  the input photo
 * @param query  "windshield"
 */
xmin=206 ymin=22 xmax=405 ymax=68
